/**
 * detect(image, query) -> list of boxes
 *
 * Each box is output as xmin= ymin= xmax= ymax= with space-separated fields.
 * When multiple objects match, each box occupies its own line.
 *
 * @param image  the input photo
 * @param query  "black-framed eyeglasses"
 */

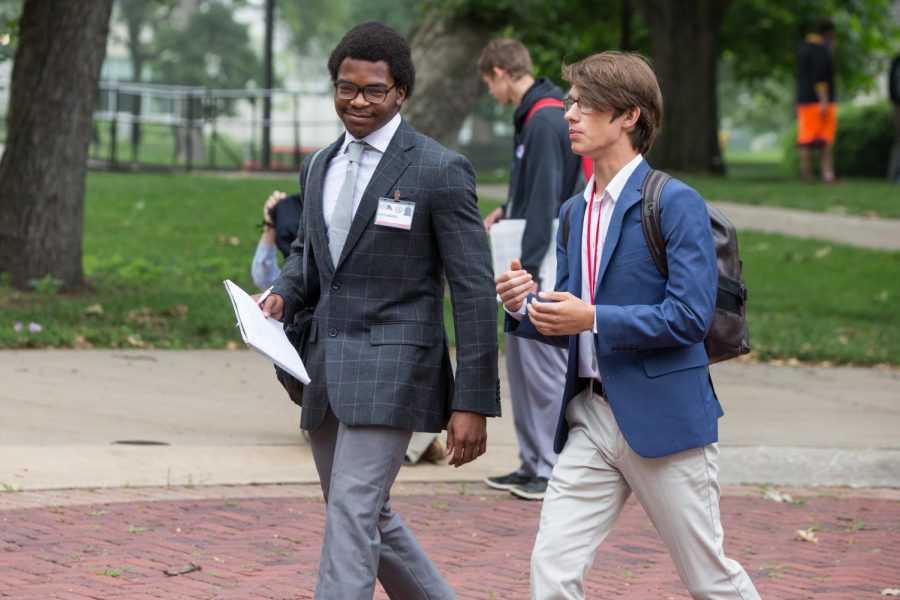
xmin=563 ymin=96 xmax=596 ymax=115
xmin=334 ymin=81 xmax=396 ymax=104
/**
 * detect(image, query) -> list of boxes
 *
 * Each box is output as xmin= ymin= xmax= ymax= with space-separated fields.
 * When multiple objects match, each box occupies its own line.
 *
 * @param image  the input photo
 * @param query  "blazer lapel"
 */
xmin=595 ymin=159 xmax=650 ymax=293
xmin=567 ymin=198 xmax=587 ymax=298
xmin=308 ymin=136 xmax=343 ymax=273
xmin=336 ymin=120 xmax=413 ymax=267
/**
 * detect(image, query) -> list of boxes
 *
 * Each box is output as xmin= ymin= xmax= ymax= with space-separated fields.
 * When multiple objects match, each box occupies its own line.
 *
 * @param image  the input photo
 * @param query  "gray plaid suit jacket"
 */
xmin=272 ymin=119 xmax=501 ymax=432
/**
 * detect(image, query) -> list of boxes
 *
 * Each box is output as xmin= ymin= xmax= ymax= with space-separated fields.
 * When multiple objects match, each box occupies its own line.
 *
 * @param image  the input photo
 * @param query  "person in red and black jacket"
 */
xmin=478 ymin=38 xmax=584 ymax=501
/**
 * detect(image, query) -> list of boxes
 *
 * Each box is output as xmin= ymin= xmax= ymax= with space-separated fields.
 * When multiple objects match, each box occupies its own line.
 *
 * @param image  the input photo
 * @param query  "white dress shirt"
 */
xmin=506 ymin=153 xmax=643 ymax=380
xmin=576 ymin=153 xmax=643 ymax=380
xmin=322 ymin=112 xmax=402 ymax=229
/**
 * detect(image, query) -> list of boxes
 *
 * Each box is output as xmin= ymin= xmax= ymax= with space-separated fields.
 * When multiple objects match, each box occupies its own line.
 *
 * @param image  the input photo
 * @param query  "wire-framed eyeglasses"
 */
xmin=563 ymin=96 xmax=596 ymax=115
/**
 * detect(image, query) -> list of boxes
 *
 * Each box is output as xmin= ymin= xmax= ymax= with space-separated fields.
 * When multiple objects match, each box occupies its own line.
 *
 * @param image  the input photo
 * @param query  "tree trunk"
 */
xmin=404 ymin=14 xmax=494 ymax=148
xmin=632 ymin=0 xmax=729 ymax=174
xmin=0 ymin=0 xmax=114 ymax=291
xmin=127 ymin=14 xmax=145 ymax=162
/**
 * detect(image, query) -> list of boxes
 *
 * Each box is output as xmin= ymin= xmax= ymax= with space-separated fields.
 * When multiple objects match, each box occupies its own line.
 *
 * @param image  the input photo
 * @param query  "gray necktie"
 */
xmin=328 ymin=140 xmax=366 ymax=265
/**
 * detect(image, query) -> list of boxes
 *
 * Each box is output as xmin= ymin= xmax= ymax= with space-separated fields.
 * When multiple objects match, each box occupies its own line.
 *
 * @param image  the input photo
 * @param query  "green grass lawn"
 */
xmin=738 ymin=231 xmax=898 ymax=365
xmin=1 ymin=173 xmax=297 ymax=349
xmin=90 ymin=123 xmax=249 ymax=170
xmin=675 ymin=153 xmax=900 ymax=219
xmin=0 ymin=172 xmax=897 ymax=366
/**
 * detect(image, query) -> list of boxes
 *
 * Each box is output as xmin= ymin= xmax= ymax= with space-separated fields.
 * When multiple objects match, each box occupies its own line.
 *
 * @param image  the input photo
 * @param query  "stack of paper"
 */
xmin=223 ymin=279 xmax=310 ymax=384
xmin=490 ymin=218 xmax=559 ymax=289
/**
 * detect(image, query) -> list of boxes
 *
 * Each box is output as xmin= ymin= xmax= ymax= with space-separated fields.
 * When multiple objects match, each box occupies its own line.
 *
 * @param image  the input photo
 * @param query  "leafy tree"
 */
xmin=114 ymin=0 xmax=176 ymax=159
xmin=0 ymin=1 xmax=23 ymax=63
xmin=117 ymin=0 xmax=173 ymax=83
xmin=633 ymin=0 xmax=730 ymax=173
xmin=429 ymin=0 xmax=897 ymax=171
xmin=405 ymin=0 xmax=635 ymax=144
xmin=280 ymin=0 xmax=897 ymax=172
xmin=722 ymin=0 xmax=898 ymax=97
xmin=279 ymin=0 xmax=419 ymax=55
xmin=718 ymin=0 xmax=898 ymax=155
xmin=151 ymin=1 xmax=258 ymax=90
xmin=0 ymin=0 xmax=115 ymax=291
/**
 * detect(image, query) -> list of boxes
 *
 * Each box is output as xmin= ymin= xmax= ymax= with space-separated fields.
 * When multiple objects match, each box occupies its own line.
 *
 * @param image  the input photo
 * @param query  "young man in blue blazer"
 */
xmin=496 ymin=51 xmax=760 ymax=599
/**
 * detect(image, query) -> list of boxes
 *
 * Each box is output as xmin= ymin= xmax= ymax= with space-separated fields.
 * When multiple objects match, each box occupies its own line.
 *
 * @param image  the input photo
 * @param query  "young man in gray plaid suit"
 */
xmin=259 ymin=21 xmax=500 ymax=599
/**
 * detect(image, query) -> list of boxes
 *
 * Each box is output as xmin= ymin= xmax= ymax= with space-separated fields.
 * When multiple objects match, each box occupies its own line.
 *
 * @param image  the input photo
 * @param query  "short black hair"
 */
xmin=815 ymin=16 xmax=836 ymax=35
xmin=327 ymin=21 xmax=416 ymax=99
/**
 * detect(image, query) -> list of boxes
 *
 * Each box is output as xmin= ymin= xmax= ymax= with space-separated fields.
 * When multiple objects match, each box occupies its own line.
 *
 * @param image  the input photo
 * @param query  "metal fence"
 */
xmin=89 ymin=81 xmax=344 ymax=172
xmin=0 ymin=79 xmax=512 ymax=174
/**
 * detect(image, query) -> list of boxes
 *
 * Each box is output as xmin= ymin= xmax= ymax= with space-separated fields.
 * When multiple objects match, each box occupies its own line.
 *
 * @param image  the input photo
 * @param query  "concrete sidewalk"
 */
xmin=477 ymin=183 xmax=900 ymax=251
xmin=1 ymin=350 xmax=898 ymax=492
xmin=1 ymin=350 xmax=898 ymax=599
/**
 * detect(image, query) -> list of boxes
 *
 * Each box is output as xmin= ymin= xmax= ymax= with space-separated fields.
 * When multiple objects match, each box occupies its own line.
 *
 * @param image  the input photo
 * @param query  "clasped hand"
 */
xmin=495 ymin=259 xmax=594 ymax=336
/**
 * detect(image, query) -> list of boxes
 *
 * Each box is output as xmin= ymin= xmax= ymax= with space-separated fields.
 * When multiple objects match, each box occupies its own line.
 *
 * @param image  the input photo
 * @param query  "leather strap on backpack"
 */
xmin=640 ymin=169 xmax=671 ymax=278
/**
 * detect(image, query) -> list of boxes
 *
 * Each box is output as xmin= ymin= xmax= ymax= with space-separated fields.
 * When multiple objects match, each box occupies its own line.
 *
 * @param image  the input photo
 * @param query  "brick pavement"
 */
xmin=1 ymin=483 xmax=898 ymax=600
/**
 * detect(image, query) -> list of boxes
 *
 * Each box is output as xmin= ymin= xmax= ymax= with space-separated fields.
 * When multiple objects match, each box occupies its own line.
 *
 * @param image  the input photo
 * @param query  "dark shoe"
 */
xmin=510 ymin=477 xmax=549 ymax=501
xmin=484 ymin=471 xmax=531 ymax=491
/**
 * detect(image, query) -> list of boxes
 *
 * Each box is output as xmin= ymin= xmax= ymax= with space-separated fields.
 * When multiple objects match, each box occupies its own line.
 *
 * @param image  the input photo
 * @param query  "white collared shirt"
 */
xmin=577 ymin=153 xmax=643 ymax=380
xmin=322 ymin=112 xmax=402 ymax=229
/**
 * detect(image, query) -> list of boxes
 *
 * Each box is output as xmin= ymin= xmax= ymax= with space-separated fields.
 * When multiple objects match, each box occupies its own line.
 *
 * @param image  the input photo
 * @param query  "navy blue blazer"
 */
xmin=506 ymin=159 xmax=723 ymax=458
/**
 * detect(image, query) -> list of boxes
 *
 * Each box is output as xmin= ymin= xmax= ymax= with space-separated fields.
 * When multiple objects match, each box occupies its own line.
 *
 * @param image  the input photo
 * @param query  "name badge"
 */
xmin=375 ymin=198 xmax=415 ymax=230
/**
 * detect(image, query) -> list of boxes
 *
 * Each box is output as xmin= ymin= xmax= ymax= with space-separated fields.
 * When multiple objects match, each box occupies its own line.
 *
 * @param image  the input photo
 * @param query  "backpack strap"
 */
xmin=525 ymin=97 xmax=564 ymax=124
xmin=525 ymin=98 xmax=593 ymax=183
xmin=640 ymin=169 xmax=672 ymax=278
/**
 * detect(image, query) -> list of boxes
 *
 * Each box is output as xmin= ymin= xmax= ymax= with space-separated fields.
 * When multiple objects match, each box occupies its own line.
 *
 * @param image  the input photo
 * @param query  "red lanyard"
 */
xmin=585 ymin=191 xmax=603 ymax=304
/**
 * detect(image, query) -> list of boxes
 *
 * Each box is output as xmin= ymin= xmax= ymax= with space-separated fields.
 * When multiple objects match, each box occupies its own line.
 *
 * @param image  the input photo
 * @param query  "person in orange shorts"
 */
xmin=796 ymin=17 xmax=838 ymax=182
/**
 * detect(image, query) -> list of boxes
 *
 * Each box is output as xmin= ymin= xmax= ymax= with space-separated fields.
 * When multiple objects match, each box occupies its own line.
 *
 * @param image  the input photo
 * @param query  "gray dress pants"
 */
xmin=308 ymin=409 xmax=456 ymax=599
xmin=505 ymin=333 xmax=568 ymax=479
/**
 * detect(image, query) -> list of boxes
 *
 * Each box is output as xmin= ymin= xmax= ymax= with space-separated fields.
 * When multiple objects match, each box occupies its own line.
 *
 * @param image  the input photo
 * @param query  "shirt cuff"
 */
xmin=251 ymin=242 xmax=279 ymax=290
xmin=504 ymin=300 xmax=527 ymax=321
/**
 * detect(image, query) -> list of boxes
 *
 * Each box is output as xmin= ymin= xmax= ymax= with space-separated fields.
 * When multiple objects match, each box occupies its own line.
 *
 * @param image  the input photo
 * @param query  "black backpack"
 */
xmin=641 ymin=170 xmax=750 ymax=364
xmin=561 ymin=169 xmax=750 ymax=364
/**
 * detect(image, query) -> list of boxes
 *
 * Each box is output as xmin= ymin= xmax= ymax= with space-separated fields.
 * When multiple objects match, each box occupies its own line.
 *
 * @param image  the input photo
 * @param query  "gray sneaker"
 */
xmin=484 ymin=471 xmax=531 ymax=491
xmin=510 ymin=477 xmax=549 ymax=501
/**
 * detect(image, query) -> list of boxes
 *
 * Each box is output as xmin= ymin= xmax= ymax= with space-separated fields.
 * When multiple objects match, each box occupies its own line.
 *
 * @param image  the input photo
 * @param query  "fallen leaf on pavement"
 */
xmin=795 ymin=528 xmax=819 ymax=543
xmin=763 ymin=488 xmax=794 ymax=504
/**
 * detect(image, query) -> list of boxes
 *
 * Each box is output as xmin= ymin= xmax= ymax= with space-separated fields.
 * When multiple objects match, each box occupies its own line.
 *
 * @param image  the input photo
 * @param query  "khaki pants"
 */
xmin=531 ymin=388 xmax=760 ymax=600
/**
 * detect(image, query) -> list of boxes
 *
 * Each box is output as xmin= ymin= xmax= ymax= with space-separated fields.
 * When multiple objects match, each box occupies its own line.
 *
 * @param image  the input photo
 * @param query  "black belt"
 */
xmin=583 ymin=378 xmax=605 ymax=398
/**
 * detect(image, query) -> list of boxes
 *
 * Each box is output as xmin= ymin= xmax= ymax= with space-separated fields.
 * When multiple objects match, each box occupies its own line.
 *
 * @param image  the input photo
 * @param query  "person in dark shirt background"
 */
xmin=796 ymin=16 xmax=838 ymax=183
xmin=888 ymin=53 xmax=900 ymax=183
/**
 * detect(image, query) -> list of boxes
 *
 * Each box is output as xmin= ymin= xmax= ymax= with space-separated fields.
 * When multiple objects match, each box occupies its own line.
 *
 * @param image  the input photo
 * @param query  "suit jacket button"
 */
xmin=328 ymin=328 xmax=337 ymax=337
xmin=331 ymin=281 xmax=341 ymax=290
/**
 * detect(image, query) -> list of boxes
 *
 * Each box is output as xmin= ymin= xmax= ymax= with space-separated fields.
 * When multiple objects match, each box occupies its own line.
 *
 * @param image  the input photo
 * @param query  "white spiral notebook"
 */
xmin=223 ymin=279 xmax=311 ymax=384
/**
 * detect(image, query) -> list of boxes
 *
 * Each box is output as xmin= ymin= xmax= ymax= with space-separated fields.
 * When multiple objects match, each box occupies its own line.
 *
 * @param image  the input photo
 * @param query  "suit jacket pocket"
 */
xmin=643 ymin=343 xmax=709 ymax=378
xmin=370 ymin=321 xmax=433 ymax=347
